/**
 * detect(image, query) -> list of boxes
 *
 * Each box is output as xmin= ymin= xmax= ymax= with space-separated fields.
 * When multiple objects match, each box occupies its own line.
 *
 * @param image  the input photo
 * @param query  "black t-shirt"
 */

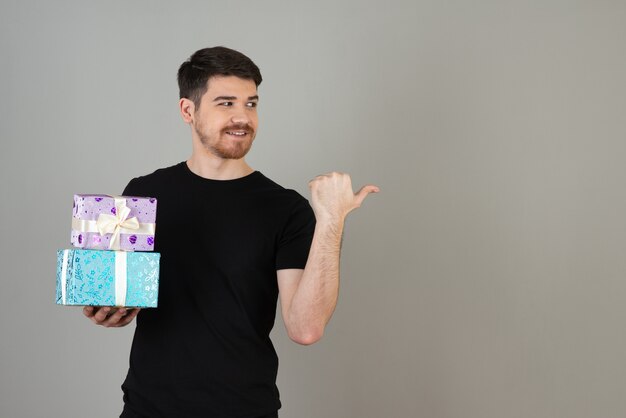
xmin=120 ymin=162 xmax=315 ymax=418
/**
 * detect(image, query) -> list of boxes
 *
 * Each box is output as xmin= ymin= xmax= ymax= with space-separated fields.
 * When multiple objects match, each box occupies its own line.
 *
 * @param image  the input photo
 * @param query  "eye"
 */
xmin=246 ymin=102 xmax=258 ymax=108
xmin=219 ymin=102 xmax=233 ymax=107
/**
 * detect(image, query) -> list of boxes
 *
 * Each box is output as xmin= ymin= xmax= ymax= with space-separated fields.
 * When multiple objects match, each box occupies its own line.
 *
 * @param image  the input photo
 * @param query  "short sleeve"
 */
xmin=275 ymin=197 xmax=316 ymax=270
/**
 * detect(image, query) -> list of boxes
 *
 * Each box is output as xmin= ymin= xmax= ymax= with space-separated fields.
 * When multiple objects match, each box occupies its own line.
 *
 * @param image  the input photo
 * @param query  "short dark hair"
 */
xmin=177 ymin=46 xmax=262 ymax=108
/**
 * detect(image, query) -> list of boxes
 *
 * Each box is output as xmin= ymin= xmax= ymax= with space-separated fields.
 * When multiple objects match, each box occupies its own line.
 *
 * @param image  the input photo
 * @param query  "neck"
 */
xmin=186 ymin=150 xmax=254 ymax=180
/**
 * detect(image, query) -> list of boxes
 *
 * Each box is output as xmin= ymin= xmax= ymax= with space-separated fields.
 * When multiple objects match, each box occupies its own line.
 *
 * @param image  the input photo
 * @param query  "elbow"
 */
xmin=288 ymin=327 xmax=324 ymax=346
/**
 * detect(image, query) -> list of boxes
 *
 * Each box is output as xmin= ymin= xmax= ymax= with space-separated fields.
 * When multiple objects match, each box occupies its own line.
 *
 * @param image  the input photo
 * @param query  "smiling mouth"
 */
xmin=226 ymin=131 xmax=248 ymax=136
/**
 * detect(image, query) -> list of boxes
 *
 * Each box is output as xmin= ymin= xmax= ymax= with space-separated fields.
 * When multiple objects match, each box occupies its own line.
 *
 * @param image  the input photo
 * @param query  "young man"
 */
xmin=83 ymin=46 xmax=378 ymax=418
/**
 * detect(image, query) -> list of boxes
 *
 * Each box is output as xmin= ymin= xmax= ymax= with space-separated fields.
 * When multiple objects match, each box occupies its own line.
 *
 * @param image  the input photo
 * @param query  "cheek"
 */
xmin=199 ymin=117 xmax=223 ymax=133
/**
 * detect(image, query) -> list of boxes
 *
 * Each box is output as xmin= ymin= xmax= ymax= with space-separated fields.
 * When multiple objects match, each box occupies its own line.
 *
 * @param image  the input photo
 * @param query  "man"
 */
xmin=83 ymin=46 xmax=378 ymax=418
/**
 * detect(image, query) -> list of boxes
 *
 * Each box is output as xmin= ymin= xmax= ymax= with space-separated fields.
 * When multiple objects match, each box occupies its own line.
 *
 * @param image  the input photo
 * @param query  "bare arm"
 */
xmin=278 ymin=172 xmax=379 ymax=345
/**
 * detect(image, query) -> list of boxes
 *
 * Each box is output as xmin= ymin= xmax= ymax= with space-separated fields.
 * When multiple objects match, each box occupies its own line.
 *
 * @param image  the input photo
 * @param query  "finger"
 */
xmin=354 ymin=185 xmax=380 ymax=207
xmin=102 ymin=308 xmax=128 ymax=328
xmin=92 ymin=307 xmax=113 ymax=323
xmin=308 ymin=176 xmax=324 ymax=188
xmin=83 ymin=306 xmax=95 ymax=318
xmin=116 ymin=308 xmax=141 ymax=327
xmin=309 ymin=172 xmax=338 ymax=185
xmin=108 ymin=308 xmax=140 ymax=328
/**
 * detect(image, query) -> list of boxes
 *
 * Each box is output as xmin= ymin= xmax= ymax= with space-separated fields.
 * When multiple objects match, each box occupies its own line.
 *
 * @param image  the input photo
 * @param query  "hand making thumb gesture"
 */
xmin=308 ymin=172 xmax=379 ymax=223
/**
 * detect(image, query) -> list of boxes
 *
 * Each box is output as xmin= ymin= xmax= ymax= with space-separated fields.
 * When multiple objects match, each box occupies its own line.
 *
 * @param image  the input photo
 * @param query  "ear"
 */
xmin=179 ymin=98 xmax=195 ymax=124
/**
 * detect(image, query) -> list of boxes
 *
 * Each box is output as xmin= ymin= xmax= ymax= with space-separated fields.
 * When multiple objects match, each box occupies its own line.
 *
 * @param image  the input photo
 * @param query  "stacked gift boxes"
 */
xmin=56 ymin=195 xmax=160 ymax=308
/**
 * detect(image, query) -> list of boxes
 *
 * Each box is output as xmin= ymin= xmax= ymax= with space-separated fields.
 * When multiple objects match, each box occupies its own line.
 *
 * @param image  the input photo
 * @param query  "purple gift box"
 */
xmin=71 ymin=194 xmax=157 ymax=251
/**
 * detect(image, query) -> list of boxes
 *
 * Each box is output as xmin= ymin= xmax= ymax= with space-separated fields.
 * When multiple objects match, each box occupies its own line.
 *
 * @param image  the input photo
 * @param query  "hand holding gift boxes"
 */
xmin=57 ymin=194 xmax=160 ymax=308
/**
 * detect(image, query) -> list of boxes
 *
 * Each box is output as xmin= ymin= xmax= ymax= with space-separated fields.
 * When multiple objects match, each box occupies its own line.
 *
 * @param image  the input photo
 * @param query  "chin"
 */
xmin=217 ymin=146 xmax=252 ymax=160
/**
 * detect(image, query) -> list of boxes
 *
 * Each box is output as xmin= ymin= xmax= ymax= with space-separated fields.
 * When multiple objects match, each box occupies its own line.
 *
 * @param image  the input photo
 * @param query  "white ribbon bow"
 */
xmin=96 ymin=198 xmax=140 ymax=250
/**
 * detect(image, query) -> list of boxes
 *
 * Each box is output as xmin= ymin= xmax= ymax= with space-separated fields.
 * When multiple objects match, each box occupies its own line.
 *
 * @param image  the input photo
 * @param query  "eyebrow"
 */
xmin=212 ymin=95 xmax=259 ymax=102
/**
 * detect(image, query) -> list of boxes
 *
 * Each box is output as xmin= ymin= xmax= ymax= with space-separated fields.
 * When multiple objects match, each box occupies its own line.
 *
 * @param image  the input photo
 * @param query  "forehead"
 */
xmin=204 ymin=75 xmax=257 ymax=98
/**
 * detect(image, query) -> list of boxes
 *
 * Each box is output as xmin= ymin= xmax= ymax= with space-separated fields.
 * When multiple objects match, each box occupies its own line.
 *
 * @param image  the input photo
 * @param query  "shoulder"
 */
xmin=254 ymin=172 xmax=310 ymax=206
xmin=254 ymin=174 xmax=315 ymax=230
xmin=123 ymin=162 xmax=186 ymax=195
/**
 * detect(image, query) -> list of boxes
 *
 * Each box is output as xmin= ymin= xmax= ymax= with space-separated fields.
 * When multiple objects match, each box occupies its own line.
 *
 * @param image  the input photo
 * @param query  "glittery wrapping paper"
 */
xmin=71 ymin=194 xmax=157 ymax=251
xmin=56 ymin=249 xmax=160 ymax=307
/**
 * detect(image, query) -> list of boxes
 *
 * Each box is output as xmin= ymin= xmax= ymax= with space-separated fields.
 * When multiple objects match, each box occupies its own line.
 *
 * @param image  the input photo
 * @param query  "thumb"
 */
xmin=354 ymin=185 xmax=380 ymax=207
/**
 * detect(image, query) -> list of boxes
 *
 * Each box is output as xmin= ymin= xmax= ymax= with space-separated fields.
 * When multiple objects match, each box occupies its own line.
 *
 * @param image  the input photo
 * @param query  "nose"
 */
xmin=230 ymin=106 xmax=251 ymax=125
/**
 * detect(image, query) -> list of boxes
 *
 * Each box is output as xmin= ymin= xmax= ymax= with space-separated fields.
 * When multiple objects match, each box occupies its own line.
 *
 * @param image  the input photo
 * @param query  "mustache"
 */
xmin=222 ymin=123 xmax=253 ymax=133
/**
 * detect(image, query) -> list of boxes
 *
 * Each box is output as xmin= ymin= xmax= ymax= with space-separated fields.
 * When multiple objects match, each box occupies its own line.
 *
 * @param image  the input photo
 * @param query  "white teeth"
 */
xmin=227 ymin=131 xmax=246 ymax=136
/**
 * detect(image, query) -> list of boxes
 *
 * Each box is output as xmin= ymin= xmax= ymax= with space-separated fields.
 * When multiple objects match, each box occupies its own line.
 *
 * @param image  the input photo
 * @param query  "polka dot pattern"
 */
xmin=71 ymin=194 xmax=157 ymax=251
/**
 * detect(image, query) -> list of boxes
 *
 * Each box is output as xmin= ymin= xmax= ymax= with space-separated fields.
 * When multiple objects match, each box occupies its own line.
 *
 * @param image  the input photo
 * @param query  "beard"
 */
xmin=195 ymin=123 xmax=255 ymax=160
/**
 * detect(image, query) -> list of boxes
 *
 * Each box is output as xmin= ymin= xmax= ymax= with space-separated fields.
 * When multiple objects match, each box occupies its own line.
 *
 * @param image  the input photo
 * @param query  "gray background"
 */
xmin=2 ymin=1 xmax=626 ymax=417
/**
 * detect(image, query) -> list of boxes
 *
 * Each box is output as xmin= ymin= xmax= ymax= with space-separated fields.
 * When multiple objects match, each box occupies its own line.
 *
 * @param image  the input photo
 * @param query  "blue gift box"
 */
xmin=56 ymin=249 xmax=160 ymax=307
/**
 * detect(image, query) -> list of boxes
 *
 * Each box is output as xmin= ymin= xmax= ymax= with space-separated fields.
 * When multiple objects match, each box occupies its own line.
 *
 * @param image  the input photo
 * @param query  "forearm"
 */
xmin=283 ymin=171 xmax=378 ymax=344
xmin=285 ymin=218 xmax=344 ymax=344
